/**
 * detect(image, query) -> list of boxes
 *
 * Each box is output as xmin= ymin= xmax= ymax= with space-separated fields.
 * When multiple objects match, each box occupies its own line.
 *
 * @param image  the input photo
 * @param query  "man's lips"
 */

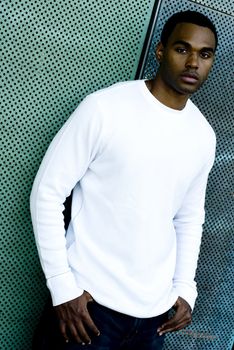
xmin=180 ymin=72 xmax=199 ymax=84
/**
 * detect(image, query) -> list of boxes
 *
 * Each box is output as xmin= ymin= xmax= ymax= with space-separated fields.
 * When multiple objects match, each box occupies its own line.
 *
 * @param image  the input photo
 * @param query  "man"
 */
xmin=30 ymin=10 xmax=218 ymax=350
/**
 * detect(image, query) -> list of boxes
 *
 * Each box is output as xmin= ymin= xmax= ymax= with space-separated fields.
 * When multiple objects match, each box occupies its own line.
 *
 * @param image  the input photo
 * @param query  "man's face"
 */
xmin=157 ymin=22 xmax=216 ymax=95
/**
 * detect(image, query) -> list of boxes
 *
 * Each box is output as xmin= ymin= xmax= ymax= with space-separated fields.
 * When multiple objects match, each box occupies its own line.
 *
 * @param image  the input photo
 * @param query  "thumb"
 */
xmin=84 ymin=291 xmax=94 ymax=303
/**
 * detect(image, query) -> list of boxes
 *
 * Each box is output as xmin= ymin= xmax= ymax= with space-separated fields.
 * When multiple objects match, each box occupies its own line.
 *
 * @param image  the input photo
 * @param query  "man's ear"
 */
xmin=156 ymin=42 xmax=164 ymax=63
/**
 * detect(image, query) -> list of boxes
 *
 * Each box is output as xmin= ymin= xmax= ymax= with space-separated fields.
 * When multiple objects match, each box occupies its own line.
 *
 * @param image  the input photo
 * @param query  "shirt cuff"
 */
xmin=173 ymin=280 xmax=198 ymax=311
xmin=47 ymin=270 xmax=83 ymax=306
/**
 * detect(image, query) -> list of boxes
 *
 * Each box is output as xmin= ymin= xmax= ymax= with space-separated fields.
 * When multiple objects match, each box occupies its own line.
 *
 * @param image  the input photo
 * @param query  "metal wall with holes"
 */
xmin=1 ymin=0 xmax=233 ymax=349
xmin=139 ymin=0 xmax=233 ymax=349
xmin=1 ymin=1 xmax=155 ymax=348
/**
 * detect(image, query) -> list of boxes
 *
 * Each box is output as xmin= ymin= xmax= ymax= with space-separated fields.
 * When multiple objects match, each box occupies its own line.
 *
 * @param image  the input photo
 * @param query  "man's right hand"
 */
xmin=54 ymin=291 xmax=100 ymax=345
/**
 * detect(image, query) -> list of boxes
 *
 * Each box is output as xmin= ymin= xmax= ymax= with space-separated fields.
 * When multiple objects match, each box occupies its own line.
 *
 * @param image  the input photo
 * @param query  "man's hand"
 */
xmin=157 ymin=296 xmax=192 ymax=336
xmin=54 ymin=291 xmax=100 ymax=344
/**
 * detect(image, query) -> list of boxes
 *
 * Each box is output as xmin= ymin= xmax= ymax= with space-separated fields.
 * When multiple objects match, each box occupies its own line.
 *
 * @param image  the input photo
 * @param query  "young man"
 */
xmin=31 ymin=10 xmax=218 ymax=350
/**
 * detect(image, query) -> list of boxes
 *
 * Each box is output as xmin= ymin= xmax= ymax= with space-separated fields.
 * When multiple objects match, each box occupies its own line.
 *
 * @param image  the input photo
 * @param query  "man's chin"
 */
xmin=177 ymin=84 xmax=201 ymax=95
xmin=178 ymin=80 xmax=203 ymax=95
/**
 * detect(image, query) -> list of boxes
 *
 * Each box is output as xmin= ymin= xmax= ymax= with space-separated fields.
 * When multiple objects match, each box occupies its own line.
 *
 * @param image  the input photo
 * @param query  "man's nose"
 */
xmin=185 ymin=53 xmax=199 ymax=69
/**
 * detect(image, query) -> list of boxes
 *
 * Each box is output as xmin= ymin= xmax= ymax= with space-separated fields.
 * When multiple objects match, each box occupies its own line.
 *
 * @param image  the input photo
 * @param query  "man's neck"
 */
xmin=145 ymin=75 xmax=189 ymax=111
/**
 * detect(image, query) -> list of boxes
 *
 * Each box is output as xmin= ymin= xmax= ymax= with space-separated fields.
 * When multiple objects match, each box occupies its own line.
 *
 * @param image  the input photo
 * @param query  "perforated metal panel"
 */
xmin=2 ymin=0 xmax=233 ymax=349
xmin=194 ymin=0 xmax=234 ymax=16
xmin=0 ymin=1 xmax=155 ymax=349
xmin=139 ymin=0 xmax=234 ymax=349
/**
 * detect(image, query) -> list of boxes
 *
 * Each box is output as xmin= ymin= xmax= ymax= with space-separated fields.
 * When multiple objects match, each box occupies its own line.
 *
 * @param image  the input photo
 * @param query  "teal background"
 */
xmin=1 ymin=1 xmax=155 ymax=348
xmin=1 ymin=0 xmax=233 ymax=349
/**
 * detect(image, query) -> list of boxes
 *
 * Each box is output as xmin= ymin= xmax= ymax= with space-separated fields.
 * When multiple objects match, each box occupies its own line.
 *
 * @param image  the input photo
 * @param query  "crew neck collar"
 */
xmin=140 ymin=79 xmax=190 ymax=115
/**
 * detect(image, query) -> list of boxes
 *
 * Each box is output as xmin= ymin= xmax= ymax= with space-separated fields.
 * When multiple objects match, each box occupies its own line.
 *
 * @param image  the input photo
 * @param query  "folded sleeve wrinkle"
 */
xmin=30 ymin=95 xmax=106 ymax=305
xmin=173 ymin=149 xmax=216 ymax=310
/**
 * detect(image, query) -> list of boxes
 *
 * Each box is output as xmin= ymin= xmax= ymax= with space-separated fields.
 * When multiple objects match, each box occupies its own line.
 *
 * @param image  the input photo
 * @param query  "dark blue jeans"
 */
xmin=66 ymin=302 xmax=168 ymax=350
xmin=32 ymin=298 xmax=168 ymax=350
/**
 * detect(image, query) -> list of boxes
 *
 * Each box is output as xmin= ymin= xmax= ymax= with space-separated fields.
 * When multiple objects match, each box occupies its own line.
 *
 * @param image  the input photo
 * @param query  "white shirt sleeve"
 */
xmin=172 ymin=142 xmax=216 ymax=310
xmin=30 ymin=95 xmax=104 ymax=306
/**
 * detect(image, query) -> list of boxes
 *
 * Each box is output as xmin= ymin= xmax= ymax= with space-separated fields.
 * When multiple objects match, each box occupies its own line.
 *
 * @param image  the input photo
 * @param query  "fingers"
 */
xmin=71 ymin=305 xmax=100 ymax=344
xmin=60 ymin=311 xmax=97 ymax=345
xmin=157 ymin=297 xmax=192 ymax=336
xmin=83 ymin=307 xmax=100 ymax=336
xmin=68 ymin=322 xmax=83 ymax=344
xmin=157 ymin=311 xmax=191 ymax=334
xmin=59 ymin=320 xmax=69 ymax=343
xmin=55 ymin=293 xmax=100 ymax=345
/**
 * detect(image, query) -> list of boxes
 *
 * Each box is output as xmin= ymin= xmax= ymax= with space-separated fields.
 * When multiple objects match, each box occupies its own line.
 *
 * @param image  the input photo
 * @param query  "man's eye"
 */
xmin=200 ymin=51 xmax=212 ymax=59
xmin=175 ymin=48 xmax=187 ymax=54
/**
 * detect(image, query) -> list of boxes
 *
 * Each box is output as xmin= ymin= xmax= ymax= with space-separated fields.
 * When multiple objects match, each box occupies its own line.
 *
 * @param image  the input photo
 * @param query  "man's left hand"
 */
xmin=157 ymin=296 xmax=192 ymax=336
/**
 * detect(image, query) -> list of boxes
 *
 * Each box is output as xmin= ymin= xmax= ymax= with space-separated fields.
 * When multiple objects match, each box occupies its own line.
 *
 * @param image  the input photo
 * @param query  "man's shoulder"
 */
xmin=188 ymin=99 xmax=216 ymax=141
xmin=89 ymin=79 xmax=142 ymax=100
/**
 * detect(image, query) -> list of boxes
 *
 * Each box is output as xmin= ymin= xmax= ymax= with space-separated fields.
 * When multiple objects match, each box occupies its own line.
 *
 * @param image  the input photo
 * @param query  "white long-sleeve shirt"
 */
xmin=30 ymin=80 xmax=216 ymax=317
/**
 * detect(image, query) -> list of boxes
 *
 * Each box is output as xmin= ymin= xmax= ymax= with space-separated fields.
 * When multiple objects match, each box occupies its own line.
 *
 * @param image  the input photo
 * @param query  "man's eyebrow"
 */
xmin=201 ymin=47 xmax=215 ymax=53
xmin=172 ymin=40 xmax=214 ymax=53
xmin=172 ymin=40 xmax=191 ymax=47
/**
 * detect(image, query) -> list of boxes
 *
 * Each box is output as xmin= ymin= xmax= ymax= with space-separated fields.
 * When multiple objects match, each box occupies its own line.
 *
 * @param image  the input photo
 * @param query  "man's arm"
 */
xmin=30 ymin=95 xmax=104 ymax=343
xmin=158 ymin=140 xmax=216 ymax=335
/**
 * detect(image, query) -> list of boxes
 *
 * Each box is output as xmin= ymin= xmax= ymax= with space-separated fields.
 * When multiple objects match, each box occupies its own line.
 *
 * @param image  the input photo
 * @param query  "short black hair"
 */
xmin=161 ymin=10 xmax=218 ymax=50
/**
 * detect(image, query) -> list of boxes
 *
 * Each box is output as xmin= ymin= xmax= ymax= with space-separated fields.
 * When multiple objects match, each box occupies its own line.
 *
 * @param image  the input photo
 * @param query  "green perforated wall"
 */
xmin=1 ymin=1 xmax=155 ymax=348
xmin=1 ymin=0 xmax=233 ymax=349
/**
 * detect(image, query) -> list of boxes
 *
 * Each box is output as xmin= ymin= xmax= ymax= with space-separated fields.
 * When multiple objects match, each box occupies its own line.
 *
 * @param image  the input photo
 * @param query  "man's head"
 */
xmin=160 ymin=11 xmax=218 ymax=51
xmin=156 ymin=11 xmax=218 ymax=97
